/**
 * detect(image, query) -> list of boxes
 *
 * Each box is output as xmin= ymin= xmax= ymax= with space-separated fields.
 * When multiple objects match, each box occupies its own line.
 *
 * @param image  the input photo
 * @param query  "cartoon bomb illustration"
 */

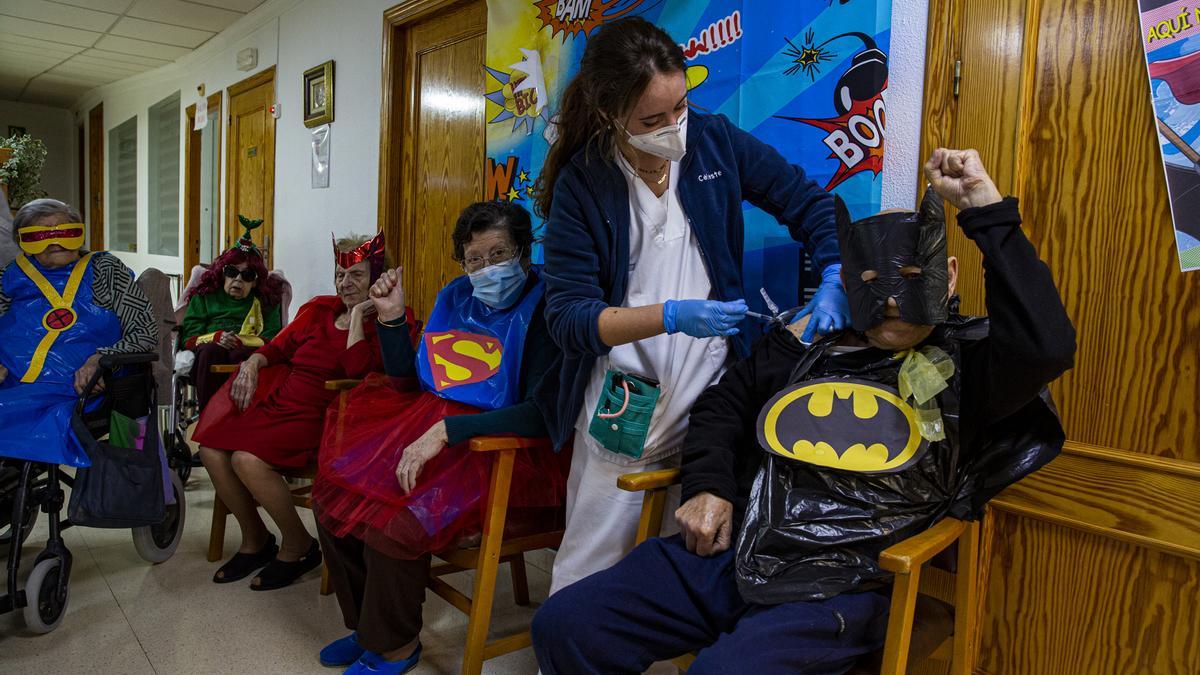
xmin=779 ymin=31 xmax=890 ymax=191
xmin=828 ymin=32 xmax=888 ymax=115
xmin=757 ymin=377 xmax=928 ymax=474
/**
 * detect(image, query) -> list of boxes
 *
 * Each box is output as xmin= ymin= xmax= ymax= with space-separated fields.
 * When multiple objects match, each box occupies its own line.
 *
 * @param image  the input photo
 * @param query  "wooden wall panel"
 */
xmin=920 ymin=0 xmax=1028 ymax=316
xmin=980 ymin=513 xmax=1200 ymax=675
xmin=921 ymin=0 xmax=1200 ymax=671
xmin=995 ymin=443 xmax=1200 ymax=560
xmin=1018 ymin=0 xmax=1200 ymax=459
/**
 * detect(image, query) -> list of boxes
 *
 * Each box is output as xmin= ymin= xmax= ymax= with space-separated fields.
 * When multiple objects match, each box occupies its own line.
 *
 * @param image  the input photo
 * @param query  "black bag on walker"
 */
xmin=67 ymin=379 xmax=166 ymax=529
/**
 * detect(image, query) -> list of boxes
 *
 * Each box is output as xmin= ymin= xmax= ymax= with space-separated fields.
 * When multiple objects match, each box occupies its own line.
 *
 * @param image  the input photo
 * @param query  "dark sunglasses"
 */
xmin=222 ymin=265 xmax=258 ymax=283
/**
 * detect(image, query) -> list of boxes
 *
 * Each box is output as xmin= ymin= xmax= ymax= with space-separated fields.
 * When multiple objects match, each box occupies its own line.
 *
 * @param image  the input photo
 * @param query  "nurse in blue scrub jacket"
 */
xmin=534 ymin=17 xmax=850 ymax=594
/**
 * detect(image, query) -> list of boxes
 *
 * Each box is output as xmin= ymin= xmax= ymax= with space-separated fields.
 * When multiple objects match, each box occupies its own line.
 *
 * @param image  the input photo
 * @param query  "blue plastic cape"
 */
xmin=0 ymin=254 xmax=122 ymax=466
xmin=416 ymin=266 xmax=545 ymax=411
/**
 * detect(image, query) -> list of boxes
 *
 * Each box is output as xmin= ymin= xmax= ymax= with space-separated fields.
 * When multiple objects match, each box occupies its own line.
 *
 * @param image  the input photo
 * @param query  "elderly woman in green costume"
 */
xmin=179 ymin=219 xmax=284 ymax=409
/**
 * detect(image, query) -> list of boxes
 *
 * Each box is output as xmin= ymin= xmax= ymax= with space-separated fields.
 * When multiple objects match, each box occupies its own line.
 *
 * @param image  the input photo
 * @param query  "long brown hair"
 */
xmin=533 ymin=17 xmax=685 ymax=219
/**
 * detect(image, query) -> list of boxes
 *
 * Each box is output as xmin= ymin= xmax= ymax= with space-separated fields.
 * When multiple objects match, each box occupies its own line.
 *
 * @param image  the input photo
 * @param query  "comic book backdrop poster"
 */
xmin=485 ymin=0 xmax=894 ymax=312
xmin=1139 ymin=0 xmax=1200 ymax=272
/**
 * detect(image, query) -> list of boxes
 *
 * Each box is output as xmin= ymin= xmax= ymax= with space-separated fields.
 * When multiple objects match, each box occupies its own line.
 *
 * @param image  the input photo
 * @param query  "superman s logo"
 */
xmin=424 ymin=330 xmax=503 ymax=391
xmin=756 ymin=377 xmax=928 ymax=474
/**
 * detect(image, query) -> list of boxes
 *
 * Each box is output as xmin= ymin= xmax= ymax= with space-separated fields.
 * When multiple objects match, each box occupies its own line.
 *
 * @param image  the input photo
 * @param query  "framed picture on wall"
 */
xmin=303 ymin=60 xmax=334 ymax=128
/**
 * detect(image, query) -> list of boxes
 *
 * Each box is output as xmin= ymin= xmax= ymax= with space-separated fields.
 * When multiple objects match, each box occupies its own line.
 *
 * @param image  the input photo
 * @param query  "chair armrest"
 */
xmin=617 ymin=468 xmax=681 ymax=492
xmin=210 ymin=364 xmax=239 ymax=374
xmin=468 ymin=436 xmax=552 ymax=453
xmin=98 ymin=352 xmax=159 ymax=369
xmin=878 ymin=518 xmax=967 ymax=574
xmin=325 ymin=379 xmax=362 ymax=391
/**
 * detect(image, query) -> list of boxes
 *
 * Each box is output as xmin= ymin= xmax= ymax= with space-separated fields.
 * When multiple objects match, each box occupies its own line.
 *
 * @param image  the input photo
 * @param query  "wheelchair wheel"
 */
xmin=0 ymin=491 xmax=39 ymax=552
xmin=167 ymin=428 xmax=193 ymax=484
xmin=131 ymin=471 xmax=186 ymax=564
xmin=23 ymin=556 xmax=69 ymax=634
xmin=0 ymin=466 xmax=41 ymax=553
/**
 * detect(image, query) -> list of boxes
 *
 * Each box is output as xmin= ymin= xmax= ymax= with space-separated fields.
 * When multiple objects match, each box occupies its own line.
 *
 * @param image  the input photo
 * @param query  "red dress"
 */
xmin=192 ymin=296 xmax=384 ymax=468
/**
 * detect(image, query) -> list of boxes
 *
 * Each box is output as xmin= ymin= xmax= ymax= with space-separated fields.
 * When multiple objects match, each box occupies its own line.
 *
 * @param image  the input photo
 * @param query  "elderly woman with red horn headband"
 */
xmin=194 ymin=232 xmax=416 ymax=591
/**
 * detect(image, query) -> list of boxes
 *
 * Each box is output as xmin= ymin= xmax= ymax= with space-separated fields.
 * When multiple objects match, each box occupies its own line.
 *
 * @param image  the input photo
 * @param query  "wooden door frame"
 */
xmin=87 ymin=103 xmax=104 ymax=250
xmin=378 ymin=0 xmax=477 ymax=261
xmin=225 ymin=66 xmax=276 ymax=260
xmin=184 ymin=92 xmax=223 ymax=274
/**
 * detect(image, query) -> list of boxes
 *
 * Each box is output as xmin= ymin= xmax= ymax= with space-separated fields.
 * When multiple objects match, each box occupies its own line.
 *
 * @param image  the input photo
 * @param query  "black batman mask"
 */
xmin=836 ymin=188 xmax=949 ymax=332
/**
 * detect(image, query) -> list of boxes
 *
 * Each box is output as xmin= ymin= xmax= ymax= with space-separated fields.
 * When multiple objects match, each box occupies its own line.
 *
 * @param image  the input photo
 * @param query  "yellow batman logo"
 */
xmin=757 ymin=377 xmax=927 ymax=473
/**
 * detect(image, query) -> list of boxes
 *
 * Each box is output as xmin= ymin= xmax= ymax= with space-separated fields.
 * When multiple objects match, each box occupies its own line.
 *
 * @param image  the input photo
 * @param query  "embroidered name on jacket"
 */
xmin=698 ymin=170 xmax=724 ymax=182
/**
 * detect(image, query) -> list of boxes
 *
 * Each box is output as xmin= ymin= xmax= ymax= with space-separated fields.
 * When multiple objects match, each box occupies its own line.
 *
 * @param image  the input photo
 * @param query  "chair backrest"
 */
xmin=268 ymin=269 xmax=294 ymax=327
xmin=135 ymin=267 xmax=176 ymax=396
xmin=174 ymin=264 xmax=209 ymax=324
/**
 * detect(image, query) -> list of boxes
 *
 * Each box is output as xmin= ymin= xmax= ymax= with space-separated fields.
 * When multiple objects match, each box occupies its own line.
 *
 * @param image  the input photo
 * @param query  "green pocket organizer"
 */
xmin=587 ymin=369 xmax=661 ymax=460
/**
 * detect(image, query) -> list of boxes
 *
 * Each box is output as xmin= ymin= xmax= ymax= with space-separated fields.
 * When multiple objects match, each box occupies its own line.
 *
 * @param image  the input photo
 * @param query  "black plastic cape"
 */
xmin=734 ymin=316 xmax=1064 ymax=605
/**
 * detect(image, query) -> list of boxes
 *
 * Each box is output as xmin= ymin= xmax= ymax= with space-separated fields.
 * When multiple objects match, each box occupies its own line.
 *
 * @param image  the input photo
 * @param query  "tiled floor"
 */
xmin=0 ymin=469 xmax=551 ymax=674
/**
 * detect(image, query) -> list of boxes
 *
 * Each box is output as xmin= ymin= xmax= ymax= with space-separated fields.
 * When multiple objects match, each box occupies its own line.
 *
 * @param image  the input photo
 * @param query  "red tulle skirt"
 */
xmin=313 ymin=374 xmax=568 ymax=559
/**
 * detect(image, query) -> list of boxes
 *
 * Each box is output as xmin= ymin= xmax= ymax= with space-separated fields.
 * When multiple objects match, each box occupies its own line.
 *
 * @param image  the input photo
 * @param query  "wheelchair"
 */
xmin=0 ymin=353 xmax=186 ymax=634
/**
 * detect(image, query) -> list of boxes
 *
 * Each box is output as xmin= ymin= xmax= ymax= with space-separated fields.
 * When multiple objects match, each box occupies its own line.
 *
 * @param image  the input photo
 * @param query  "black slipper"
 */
xmin=213 ymin=534 xmax=278 ymax=584
xmin=250 ymin=539 xmax=322 ymax=591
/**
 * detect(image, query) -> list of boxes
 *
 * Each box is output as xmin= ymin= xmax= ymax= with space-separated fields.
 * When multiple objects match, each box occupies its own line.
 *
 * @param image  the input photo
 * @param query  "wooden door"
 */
xmin=225 ymin=67 xmax=276 ymax=266
xmin=922 ymin=0 xmax=1200 ymax=672
xmin=185 ymin=93 xmax=223 ymax=273
xmin=87 ymin=103 xmax=103 ymax=250
xmin=380 ymin=0 xmax=487 ymax=321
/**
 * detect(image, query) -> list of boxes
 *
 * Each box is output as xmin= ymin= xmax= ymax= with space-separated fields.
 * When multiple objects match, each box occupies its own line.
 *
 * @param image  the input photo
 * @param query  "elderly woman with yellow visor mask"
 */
xmin=0 ymin=198 xmax=157 ymax=467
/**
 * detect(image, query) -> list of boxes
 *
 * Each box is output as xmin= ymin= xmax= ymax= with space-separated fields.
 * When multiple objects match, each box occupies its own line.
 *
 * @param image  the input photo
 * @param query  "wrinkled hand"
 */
xmin=663 ymin=299 xmax=748 ymax=338
xmin=218 ymin=332 xmax=242 ymax=350
xmin=230 ymin=360 xmax=260 ymax=412
xmin=370 ymin=267 xmax=406 ymax=323
xmin=351 ymin=298 xmax=377 ymax=320
xmin=0 ymin=364 xmax=7 ymax=384
xmin=74 ymin=353 xmax=104 ymax=395
xmin=924 ymin=148 xmax=1003 ymax=211
xmin=676 ymin=492 xmax=734 ymax=556
xmin=395 ymin=421 xmax=447 ymax=494
xmin=792 ymin=264 xmax=849 ymax=343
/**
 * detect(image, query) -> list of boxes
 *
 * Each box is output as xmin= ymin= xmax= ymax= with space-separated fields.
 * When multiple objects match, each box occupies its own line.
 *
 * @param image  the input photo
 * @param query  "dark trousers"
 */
xmin=316 ymin=520 xmax=430 ymax=653
xmin=532 ymin=535 xmax=889 ymax=675
xmin=191 ymin=342 xmax=256 ymax=409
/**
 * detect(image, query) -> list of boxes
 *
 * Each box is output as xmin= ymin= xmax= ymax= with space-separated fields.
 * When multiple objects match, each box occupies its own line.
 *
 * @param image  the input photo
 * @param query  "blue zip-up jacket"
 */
xmin=541 ymin=111 xmax=840 ymax=449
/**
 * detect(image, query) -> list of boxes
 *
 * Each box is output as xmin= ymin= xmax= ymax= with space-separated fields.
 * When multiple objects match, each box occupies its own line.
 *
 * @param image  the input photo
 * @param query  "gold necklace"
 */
xmin=633 ymin=160 xmax=669 ymax=185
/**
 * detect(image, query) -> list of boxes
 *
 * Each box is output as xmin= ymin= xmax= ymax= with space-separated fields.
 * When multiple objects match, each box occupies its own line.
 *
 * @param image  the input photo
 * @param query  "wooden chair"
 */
xmin=618 ymin=468 xmax=983 ymax=675
xmin=204 ymin=363 xmax=331 ymax=595
xmin=323 ymin=378 xmax=564 ymax=675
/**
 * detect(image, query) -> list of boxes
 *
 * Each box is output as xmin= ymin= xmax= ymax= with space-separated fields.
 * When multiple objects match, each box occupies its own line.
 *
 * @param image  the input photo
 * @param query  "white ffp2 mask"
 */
xmin=623 ymin=113 xmax=687 ymax=162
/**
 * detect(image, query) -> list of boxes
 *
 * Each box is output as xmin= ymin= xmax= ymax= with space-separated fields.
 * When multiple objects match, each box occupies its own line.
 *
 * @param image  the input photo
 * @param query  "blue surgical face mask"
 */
xmin=468 ymin=257 xmax=527 ymax=309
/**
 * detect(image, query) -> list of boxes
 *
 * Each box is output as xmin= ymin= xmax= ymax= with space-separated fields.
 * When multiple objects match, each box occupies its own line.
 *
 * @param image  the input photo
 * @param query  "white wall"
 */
xmin=882 ymin=0 xmax=931 ymax=210
xmin=0 ymin=99 xmax=78 ymax=209
xmin=74 ymin=0 xmax=930 ymax=303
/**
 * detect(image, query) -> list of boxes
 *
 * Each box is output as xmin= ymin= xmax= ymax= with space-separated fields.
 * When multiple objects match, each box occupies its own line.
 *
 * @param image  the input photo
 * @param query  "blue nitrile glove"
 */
xmin=792 ymin=264 xmax=850 ymax=343
xmin=663 ymin=299 xmax=749 ymax=338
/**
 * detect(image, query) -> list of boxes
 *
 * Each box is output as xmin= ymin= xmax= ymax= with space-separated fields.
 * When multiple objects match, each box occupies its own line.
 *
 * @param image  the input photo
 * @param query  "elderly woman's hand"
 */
xmin=370 ymin=267 xmax=406 ymax=323
xmin=218 ymin=332 xmax=242 ymax=350
xmin=230 ymin=358 xmax=261 ymax=412
xmin=74 ymin=353 xmax=104 ymax=395
xmin=395 ymin=420 xmax=448 ymax=494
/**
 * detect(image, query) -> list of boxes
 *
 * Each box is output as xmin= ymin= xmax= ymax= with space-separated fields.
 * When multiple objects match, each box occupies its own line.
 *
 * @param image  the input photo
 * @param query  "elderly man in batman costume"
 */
xmin=531 ymin=149 xmax=1077 ymax=674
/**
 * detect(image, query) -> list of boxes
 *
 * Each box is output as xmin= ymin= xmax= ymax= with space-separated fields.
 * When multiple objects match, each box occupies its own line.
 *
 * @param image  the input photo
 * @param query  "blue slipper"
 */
xmin=320 ymin=632 xmax=365 ymax=667
xmin=343 ymin=644 xmax=422 ymax=674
